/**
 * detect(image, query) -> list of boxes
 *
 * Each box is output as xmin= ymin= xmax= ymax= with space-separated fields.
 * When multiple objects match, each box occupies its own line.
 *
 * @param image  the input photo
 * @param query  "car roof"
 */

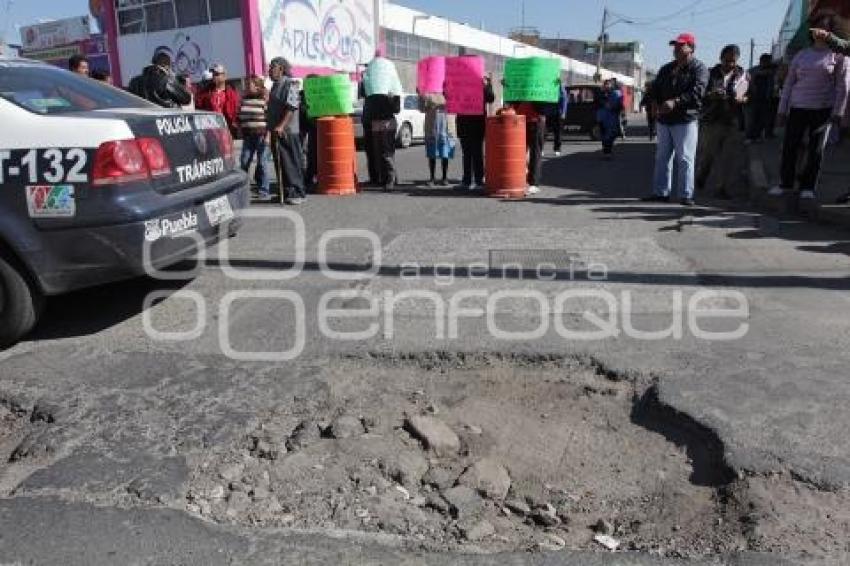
xmin=0 ymin=57 xmax=52 ymax=69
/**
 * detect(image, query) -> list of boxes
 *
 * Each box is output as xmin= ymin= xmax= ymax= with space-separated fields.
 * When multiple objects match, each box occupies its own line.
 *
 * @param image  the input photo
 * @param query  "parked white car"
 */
xmin=352 ymin=94 xmax=425 ymax=149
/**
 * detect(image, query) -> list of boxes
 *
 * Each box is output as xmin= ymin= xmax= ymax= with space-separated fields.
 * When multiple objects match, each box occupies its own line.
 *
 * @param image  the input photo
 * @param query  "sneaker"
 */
xmin=554 ymin=151 xmax=562 ymax=157
xmin=285 ymin=197 xmax=305 ymax=205
xmin=254 ymin=193 xmax=273 ymax=202
xmin=459 ymin=183 xmax=471 ymax=191
xmin=468 ymin=182 xmax=478 ymax=191
xmin=767 ymin=186 xmax=785 ymax=197
xmin=438 ymin=179 xmax=449 ymax=187
xmin=680 ymin=198 xmax=696 ymax=207
xmin=641 ymin=195 xmax=671 ymax=203
xmin=526 ymin=185 xmax=541 ymax=195
xmin=799 ymin=190 xmax=816 ymax=200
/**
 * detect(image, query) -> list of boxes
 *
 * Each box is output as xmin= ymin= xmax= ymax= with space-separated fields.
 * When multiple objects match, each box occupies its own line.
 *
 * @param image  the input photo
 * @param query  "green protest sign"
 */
xmin=304 ymin=74 xmax=354 ymax=118
xmin=503 ymin=57 xmax=561 ymax=102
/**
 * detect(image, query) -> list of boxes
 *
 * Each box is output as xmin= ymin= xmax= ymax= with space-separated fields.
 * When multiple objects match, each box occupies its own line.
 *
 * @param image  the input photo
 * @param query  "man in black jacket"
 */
xmin=129 ymin=52 xmax=191 ymax=109
xmin=643 ymin=33 xmax=708 ymax=206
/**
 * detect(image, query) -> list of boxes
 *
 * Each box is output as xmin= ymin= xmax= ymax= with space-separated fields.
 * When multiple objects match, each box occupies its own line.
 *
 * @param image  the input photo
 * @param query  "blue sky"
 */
xmin=3 ymin=0 xmax=791 ymax=70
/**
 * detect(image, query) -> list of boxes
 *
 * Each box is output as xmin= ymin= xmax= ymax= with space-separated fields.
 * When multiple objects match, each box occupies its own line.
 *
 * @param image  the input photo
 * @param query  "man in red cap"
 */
xmin=643 ymin=33 xmax=708 ymax=206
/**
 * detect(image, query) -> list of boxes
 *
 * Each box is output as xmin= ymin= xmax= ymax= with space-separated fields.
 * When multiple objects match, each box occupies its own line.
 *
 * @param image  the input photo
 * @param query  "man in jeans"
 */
xmin=266 ymin=57 xmax=306 ymax=205
xmin=643 ymin=33 xmax=708 ymax=207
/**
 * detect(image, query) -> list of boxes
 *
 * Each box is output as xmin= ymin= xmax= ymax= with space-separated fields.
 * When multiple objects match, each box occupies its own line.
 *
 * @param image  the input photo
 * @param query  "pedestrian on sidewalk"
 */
xmin=643 ymin=33 xmax=708 ymax=207
xmin=597 ymin=79 xmax=624 ymax=158
xmin=545 ymin=80 xmax=568 ymax=157
xmin=238 ymin=75 xmax=272 ymax=201
xmin=267 ymin=57 xmax=306 ymax=205
xmin=811 ymin=26 xmax=850 ymax=203
xmin=455 ymin=74 xmax=495 ymax=190
xmin=768 ymin=20 xmax=850 ymax=203
xmin=747 ymin=54 xmax=779 ymax=142
xmin=196 ymin=63 xmax=240 ymax=137
xmin=696 ymin=45 xmax=749 ymax=200
xmin=419 ymin=92 xmax=456 ymax=186
xmin=640 ymin=81 xmax=658 ymax=140
xmin=361 ymin=51 xmax=403 ymax=191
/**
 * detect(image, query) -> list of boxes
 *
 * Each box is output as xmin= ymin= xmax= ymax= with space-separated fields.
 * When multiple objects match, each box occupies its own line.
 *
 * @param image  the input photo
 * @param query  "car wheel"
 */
xmin=590 ymin=124 xmax=601 ymax=142
xmin=0 ymin=252 xmax=43 ymax=348
xmin=397 ymin=123 xmax=413 ymax=149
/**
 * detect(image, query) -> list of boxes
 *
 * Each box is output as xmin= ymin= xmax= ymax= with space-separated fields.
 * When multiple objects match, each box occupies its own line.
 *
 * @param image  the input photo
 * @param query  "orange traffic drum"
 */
xmin=485 ymin=113 xmax=527 ymax=199
xmin=317 ymin=116 xmax=357 ymax=196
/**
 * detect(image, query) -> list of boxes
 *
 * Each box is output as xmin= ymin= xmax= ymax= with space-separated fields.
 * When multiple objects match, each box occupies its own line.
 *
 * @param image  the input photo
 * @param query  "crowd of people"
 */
xmin=63 ymin=16 xmax=850 ymax=208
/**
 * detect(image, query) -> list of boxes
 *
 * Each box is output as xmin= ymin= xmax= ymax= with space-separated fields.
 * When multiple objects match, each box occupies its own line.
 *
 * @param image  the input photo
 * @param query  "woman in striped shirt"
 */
xmin=239 ymin=75 xmax=272 ymax=201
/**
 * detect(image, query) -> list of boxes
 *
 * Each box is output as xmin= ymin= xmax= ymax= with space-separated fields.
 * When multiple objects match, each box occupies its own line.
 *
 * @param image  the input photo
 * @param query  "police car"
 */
xmin=0 ymin=59 xmax=250 ymax=346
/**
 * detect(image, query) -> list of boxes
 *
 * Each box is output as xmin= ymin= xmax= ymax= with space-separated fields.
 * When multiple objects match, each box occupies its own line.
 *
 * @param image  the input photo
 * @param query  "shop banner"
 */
xmin=259 ymin=0 xmax=376 ymax=73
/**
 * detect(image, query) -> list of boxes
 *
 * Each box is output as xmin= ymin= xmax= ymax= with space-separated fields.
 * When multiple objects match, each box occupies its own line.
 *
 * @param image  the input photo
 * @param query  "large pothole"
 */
xmin=185 ymin=353 xmax=744 ymax=557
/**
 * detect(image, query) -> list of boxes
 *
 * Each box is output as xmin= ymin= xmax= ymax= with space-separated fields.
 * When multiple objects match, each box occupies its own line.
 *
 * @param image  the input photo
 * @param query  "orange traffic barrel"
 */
xmin=485 ymin=111 xmax=527 ymax=199
xmin=317 ymin=116 xmax=357 ymax=196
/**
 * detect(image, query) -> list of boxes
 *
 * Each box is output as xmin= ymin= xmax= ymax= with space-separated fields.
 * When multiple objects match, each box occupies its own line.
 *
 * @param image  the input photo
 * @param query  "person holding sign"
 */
xmin=504 ymin=57 xmax=562 ymax=195
xmin=267 ymin=57 xmax=306 ymax=205
xmin=454 ymin=74 xmax=495 ymax=190
xmin=419 ymin=92 xmax=456 ymax=186
xmin=360 ymin=51 xmax=403 ymax=191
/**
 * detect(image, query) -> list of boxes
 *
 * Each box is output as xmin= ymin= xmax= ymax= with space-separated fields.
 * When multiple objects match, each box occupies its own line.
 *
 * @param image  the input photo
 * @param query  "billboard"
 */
xmin=21 ymin=34 xmax=111 ymax=75
xmin=116 ymin=20 xmax=246 ymax=84
xmin=259 ymin=0 xmax=377 ymax=73
xmin=20 ymin=16 xmax=91 ymax=51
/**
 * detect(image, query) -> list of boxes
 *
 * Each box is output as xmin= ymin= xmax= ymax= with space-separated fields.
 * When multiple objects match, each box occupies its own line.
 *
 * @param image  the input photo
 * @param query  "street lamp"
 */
xmin=595 ymin=7 xmax=634 ymax=82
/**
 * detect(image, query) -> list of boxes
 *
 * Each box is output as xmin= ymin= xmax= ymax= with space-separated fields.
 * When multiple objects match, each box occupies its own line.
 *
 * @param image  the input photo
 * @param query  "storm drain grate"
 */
xmin=488 ymin=249 xmax=584 ymax=272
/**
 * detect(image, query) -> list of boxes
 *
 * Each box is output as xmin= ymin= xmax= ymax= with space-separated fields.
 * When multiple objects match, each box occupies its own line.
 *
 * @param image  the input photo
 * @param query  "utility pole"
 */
xmin=595 ymin=7 xmax=609 ymax=83
xmin=750 ymin=38 xmax=755 ymax=68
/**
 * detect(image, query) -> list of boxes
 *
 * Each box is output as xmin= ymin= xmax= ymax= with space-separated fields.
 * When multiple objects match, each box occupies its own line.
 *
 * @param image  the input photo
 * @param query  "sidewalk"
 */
xmin=747 ymin=133 xmax=850 ymax=227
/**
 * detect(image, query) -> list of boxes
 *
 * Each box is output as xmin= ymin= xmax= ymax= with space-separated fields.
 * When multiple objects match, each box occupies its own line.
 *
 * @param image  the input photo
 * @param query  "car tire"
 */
xmin=0 ymin=252 xmax=43 ymax=348
xmin=590 ymin=124 xmax=601 ymax=142
xmin=397 ymin=123 xmax=413 ymax=149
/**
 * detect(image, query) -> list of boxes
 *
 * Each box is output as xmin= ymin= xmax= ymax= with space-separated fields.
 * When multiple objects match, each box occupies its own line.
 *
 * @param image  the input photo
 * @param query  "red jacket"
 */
xmin=196 ymin=86 xmax=241 ymax=133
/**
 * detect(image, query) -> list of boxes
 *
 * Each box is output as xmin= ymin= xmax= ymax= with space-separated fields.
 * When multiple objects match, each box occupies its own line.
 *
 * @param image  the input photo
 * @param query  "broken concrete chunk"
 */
xmin=460 ymin=519 xmax=495 ymax=542
xmin=404 ymin=415 xmax=460 ymax=457
xmin=442 ymin=485 xmax=485 ymax=519
xmin=531 ymin=503 xmax=560 ymax=527
xmin=285 ymin=420 xmax=322 ymax=451
xmin=594 ymin=534 xmax=621 ymax=551
xmin=504 ymin=498 xmax=531 ymax=516
xmin=326 ymin=415 xmax=365 ymax=439
xmin=381 ymin=450 xmax=429 ymax=488
xmin=456 ymin=459 xmax=511 ymax=501
xmin=594 ymin=518 xmax=615 ymax=535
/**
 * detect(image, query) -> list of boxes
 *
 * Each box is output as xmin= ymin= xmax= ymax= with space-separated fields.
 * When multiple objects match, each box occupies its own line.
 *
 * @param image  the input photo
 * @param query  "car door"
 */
xmin=403 ymin=95 xmax=425 ymax=139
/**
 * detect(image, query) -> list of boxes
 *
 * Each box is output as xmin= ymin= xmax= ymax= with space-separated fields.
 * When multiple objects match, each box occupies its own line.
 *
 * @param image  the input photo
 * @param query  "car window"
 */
xmin=0 ymin=63 xmax=152 ymax=115
xmin=405 ymin=96 xmax=419 ymax=111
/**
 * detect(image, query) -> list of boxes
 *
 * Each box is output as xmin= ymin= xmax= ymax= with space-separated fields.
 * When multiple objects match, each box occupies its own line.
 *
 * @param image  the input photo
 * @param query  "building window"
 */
xmin=144 ymin=0 xmax=176 ymax=32
xmin=209 ymin=0 xmax=240 ymax=22
xmin=175 ymin=0 xmax=208 ymax=27
xmin=115 ymin=0 xmax=241 ymax=36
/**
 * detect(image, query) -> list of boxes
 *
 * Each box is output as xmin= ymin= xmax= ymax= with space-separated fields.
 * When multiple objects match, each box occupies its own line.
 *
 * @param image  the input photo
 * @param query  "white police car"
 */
xmin=0 ymin=59 xmax=249 ymax=346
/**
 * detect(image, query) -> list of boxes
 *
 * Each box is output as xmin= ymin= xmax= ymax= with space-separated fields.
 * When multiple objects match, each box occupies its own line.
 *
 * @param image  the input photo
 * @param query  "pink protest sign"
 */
xmin=417 ymin=56 xmax=446 ymax=94
xmin=445 ymin=56 xmax=486 ymax=115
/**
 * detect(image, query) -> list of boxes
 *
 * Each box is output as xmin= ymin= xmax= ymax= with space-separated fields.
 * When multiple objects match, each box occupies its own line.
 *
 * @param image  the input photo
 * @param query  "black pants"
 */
xmin=460 ymin=132 xmax=485 ymax=185
xmin=780 ymin=107 xmax=832 ymax=191
xmin=273 ymin=132 xmax=305 ymax=199
xmin=527 ymin=117 xmax=545 ymax=186
xmin=362 ymin=116 xmax=380 ymax=184
xmin=549 ymin=114 xmax=563 ymax=152
xmin=371 ymin=117 xmax=397 ymax=189
xmin=304 ymin=122 xmax=318 ymax=190
xmin=748 ymin=100 xmax=774 ymax=140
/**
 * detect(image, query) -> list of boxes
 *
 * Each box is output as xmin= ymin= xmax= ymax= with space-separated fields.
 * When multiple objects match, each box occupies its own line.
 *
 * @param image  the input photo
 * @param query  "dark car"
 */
xmin=0 ymin=59 xmax=249 ymax=346
xmin=564 ymin=85 xmax=603 ymax=140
